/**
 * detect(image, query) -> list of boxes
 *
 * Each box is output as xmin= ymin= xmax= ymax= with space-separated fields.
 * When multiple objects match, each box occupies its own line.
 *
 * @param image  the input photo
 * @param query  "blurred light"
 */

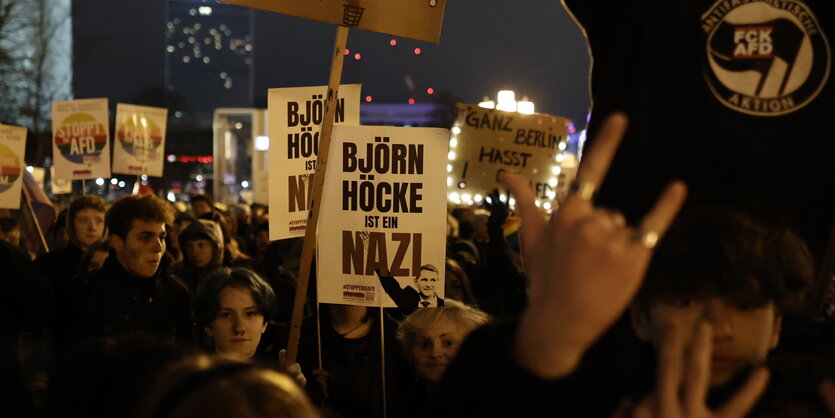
xmin=365 ymin=96 xmax=373 ymax=103
xmin=198 ymin=6 xmax=212 ymax=15
xmin=478 ymin=98 xmax=495 ymax=109
xmin=354 ymin=53 xmax=361 ymax=60
xmin=449 ymin=138 xmax=458 ymax=148
xmin=26 ymin=166 xmax=34 ymax=173
xmin=118 ymin=181 xmax=126 ymax=188
xmin=544 ymin=202 xmax=552 ymax=210
xmin=408 ymin=98 xmax=415 ymax=104
xmin=474 ymin=194 xmax=483 ymax=203
xmin=389 ymin=39 xmax=397 ymax=46
xmin=552 ymin=166 xmax=562 ymax=175
xmin=451 ymin=126 xmax=461 ymax=135
xmin=174 ymin=111 xmax=183 ymax=118
xmin=457 ymin=181 xmax=467 ymax=189
xmin=558 ymin=142 xmax=567 ymax=151
xmin=548 ymin=191 xmax=557 ymax=199
xmin=255 ymin=136 xmax=270 ymax=151
xmin=509 ymin=198 xmax=516 ymax=206
xmin=549 ymin=177 xmax=558 ymax=187
xmin=167 ymin=154 xmax=176 ymax=162
xmin=448 ymin=192 xmax=461 ymax=204
xmin=413 ymin=47 xmax=422 ymax=55
xmin=343 ymin=49 xmax=350 ymax=55
xmin=499 ymin=194 xmax=507 ymax=203
xmin=166 ymin=45 xmax=175 ymax=53
xmin=95 ymin=178 xmax=104 ymax=186
xmin=111 ymin=178 xmax=118 ymax=185
xmin=141 ymin=174 xmax=148 ymax=181
xmin=462 ymin=193 xmax=472 ymax=203
xmin=426 ymin=87 xmax=434 ymax=95
xmin=182 ymin=56 xmax=190 ymax=63
xmin=220 ymin=72 xmax=228 ymax=79
xmin=234 ymin=122 xmax=243 ymax=130
xmin=517 ymin=97 xmax=535 ymax=114
xmin=446 ymin=164 xmax=452 ymax=173
xmin=535 ymin=200 xmax=541 ymax=207
xmin=203 ymin=57 xmax=210 ymax=64
xmin=447 ymin=176 xmax=452 ymax=186
xmin=496 ymin=90 xmax=517 ymax=112
xmin=447 ymin=151 xmax=456 ymax=160
xmin=167 ymin=191 xmax=176 ymax=202
xmin=556 ymin=153 xmax=565 ymax=163
xmin=241 ymin=180 xmax=249 ymax=188
xmin=196 ymin=175 xmax=204 ymax=182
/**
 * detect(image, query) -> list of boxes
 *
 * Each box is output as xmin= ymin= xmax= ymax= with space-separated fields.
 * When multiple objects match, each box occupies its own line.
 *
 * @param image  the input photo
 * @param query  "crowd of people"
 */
xmin=0 ymin=112 xmax=833 ymax=418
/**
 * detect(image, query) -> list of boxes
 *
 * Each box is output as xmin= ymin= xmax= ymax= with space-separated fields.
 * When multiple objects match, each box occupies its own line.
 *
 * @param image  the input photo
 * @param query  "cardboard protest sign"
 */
xmin=220 ymin=0 xmax=446 ymax=44
xmin=50 ymin=167 xmax=72 ymax=195
xmin=317 ymin=125 xmax=448 ymax=307
xmin=0 ymin=125 xmax=27 ymax=209
xmin=52 ymin=98 xmax=111 ymax=180
xmin=448 ymin=103 xmax=570 ymax=204
xmin=268 ymin=84 xmax=361 ymax=241
xmin=112 ymin=104 xmax=168 ymax=177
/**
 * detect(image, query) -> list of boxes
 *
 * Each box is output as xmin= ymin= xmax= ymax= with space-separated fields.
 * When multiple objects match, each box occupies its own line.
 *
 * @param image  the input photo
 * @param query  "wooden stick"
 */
xmin=285 ymin=25 xmax=349 ymax=364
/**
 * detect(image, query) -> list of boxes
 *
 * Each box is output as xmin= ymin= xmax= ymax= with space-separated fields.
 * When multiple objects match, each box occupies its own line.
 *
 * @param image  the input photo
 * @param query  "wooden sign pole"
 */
xmin=285 ymin=25 xmax=350 ymax=364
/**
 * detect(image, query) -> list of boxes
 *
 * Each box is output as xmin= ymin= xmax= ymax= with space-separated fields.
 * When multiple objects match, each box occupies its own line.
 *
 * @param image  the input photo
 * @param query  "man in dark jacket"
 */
xmin=66 ymin=194 xmax=192 ymax=350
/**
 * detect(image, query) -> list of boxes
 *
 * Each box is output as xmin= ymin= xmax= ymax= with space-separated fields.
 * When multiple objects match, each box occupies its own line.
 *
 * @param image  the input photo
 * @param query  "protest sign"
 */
xmin=268 ymin=84 xmax=361 ymax=241
xmin=317 ymin=125 xmax=448 ymax=307
xmin=52 ymin=98 xmax=111 ymax=180
xmin=0 ymin=125 xmax=27 ymax=209
xmin=50 ymin=167 xmax=72 ymax=195
xmin=112 ymin=104 xmax=168 ymax=177
xmin=220 ymin=0 xmax=445 ymax=43
xmin=448 ymin=103 xmax=570 ymax=205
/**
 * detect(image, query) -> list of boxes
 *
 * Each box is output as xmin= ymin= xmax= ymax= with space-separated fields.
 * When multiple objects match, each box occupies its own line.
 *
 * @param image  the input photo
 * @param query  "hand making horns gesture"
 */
xmin=505 ymin=113 xmax=688 ymax=379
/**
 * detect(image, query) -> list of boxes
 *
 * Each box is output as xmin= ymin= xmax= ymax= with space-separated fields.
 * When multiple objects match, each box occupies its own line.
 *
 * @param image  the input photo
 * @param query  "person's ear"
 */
xmin=261 ymin=321 xmax=268 ymax=334
xmin=630 ymin=303 xmax=652 ymax=342
xmin=109 ymin=234 xmax=124 ymax=252
xmin=204 ymin=326 xmax=214 ymax=337
xmin=770 ymin=315 xmax=783 ymax=349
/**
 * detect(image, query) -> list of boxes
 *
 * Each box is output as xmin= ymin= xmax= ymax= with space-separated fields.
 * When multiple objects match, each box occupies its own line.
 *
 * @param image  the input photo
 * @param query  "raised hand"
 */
xmin=630 ymin=322 xmax=769 ymax=418
xmin=509 ymin=113 xmax=688 ymax=378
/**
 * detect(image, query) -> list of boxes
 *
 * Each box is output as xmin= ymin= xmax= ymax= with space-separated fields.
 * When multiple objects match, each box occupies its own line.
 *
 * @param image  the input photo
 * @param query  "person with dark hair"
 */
xmin=190 ymin=194 xmax=215 ymax=219
xmin=66 ymin=194 xmax=192 ymax=350
xmin=376 ymin=264 xmax=444 ymax=319
xmin=172 ymin=219 xmax=225 ymax=293
xmin=168 ymin=212 xmax=197 ymax=262
xmin=191 ymin=268 xmax=276 ymax=360
xmin=46 ymin=208 xmax=70 ymax=251
xmin=140 ymin=355 xmax=318 ymax=418
xmin=0 ymin=217 xmax=21 ymax=247
xmin=77 ymin=240 xmax=110 ymax=275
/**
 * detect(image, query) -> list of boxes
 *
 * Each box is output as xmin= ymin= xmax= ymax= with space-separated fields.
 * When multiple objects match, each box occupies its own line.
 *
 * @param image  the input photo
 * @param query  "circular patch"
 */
xmin=0 ymin=143 xmax=21 ymax=194
xmin=702 ymin=0 xmax=830 ymax=116
xmin=54 ymin=113 xmax=108 ymax=164
xmin=116 ymin=115 xmax=163 ymax=159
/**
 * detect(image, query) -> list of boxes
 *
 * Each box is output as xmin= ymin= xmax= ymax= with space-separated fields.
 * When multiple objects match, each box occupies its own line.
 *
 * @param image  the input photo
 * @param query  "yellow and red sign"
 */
xmin=0 ymin=124 xmax=27 ymax=209
xmin=52 ymin=98 xmax=111 ymax=180
xmin=113 ymin=104 xmax=168 ymax=177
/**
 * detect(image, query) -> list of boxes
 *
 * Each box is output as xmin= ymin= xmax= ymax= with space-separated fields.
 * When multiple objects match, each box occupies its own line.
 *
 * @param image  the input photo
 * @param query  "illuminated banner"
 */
xmin=219 ymin=0 xmax=446 ymax=44
xmin=0 ymin=125 xmax=27 ymax=209
xmin=112 ymin=104 xmax=168 ymax=177
xmin=51 ymin=98 xmax=111 ymax=180
xmin=448 ymin=103 xmax=571 ymax=205
xmin=268 ymin=84 xmax=361 ymax=241
xmin=317 ymin=125 xmax=448 ymax=307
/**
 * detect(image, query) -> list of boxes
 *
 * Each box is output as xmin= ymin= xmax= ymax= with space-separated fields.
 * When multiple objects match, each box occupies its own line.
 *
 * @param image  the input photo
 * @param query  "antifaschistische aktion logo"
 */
xmin=702 ymin=0 xmax=830 ymax=116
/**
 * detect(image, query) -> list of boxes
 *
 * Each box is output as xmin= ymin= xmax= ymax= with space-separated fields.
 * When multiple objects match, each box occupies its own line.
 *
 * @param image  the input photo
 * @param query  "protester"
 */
xmin=190 ymin=193 xmax=215 ymax=219
xmin=168 ymin=211 xmax=197 ymax=262
xmin=0 ymin=216 xmax=22 ymax=246
xmin=65 ymin=194 xmax=192 ymax=350
xmin=396 ymin=300 xmax=488 ymax=417
xmin=172 ymin=219 xmax=226 ymax=293
xmin=443 ymin=258 xmax=477 ymax=305
xmin=140 ymin=355 xmax=318 ymax=418
xmin=76 ymin=240 xmax=110 ymax=275
xmin=37 ymin=195 xmax=107 ymax=286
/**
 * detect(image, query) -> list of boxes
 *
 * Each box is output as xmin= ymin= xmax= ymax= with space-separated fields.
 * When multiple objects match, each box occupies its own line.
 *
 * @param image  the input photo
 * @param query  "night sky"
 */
xmin=73 ymin=0 xmax=591 ymax=128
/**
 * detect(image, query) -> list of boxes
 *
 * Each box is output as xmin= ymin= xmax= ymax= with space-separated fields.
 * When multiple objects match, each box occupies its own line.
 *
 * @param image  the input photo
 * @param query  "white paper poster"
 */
xmin=0 ymin=125 xmax=27 ymax=209
xmin=112 ymin=104 xmax=168 ymax=177
xmin=51 ymin=98 xmax=111 ymax=180
xmin=317 ymin=125 xmax=448 ymax=307
xmin=267 ymin=84 xmax=361 ymax=241
xmin=50 ymin=167 xmax=72 ymax=195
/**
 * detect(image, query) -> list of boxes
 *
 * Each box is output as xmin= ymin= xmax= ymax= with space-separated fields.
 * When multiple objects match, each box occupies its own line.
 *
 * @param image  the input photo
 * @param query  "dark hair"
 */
xmin=192 ymin=268 xmax=277 ymax=329
xmin=0 ymin=217 xmax=19 ymax=233
xmin=637 ymin=207 xmax=814 ymax=315
xmin=174 ymin=212 xmax=198 ymax=226
xmin=190 ymin=194 xmax=215 ymax=209
xmin=69 ymin=195 xmax=107 ymax=222
xmin=107 ymin=194 xmax=175 ymax=239
xmin=78 ymin=240 xmax=111 ymax=275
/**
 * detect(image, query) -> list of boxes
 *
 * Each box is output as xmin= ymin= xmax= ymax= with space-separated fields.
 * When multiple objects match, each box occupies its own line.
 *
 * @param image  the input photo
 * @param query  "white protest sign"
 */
xmin=0 ymin=125 xmax=27 ymax=209
xmin=220 ymin=0 xmax=446 ymax=44
xmin=317 ymin=125 xmax=448 ymax=307
xmin=112 ymin=104 xmax=168 ymax=177
xmin=448 ymin=103 xmax=570 ymax=205
xmin=51 ymin=98 xmax=111 ymax=180
xmin=268 ymin=84 xmax=361 ymax=241
xmin=50 ymin=167 xmax=72 ymax=195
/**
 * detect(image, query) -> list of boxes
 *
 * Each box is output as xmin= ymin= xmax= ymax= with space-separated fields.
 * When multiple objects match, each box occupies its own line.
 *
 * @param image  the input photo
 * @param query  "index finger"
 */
xmin=637 ymin=181 xmax=688 ymax=246
xmin=574 ymin=112 xmax=628 ymax=188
